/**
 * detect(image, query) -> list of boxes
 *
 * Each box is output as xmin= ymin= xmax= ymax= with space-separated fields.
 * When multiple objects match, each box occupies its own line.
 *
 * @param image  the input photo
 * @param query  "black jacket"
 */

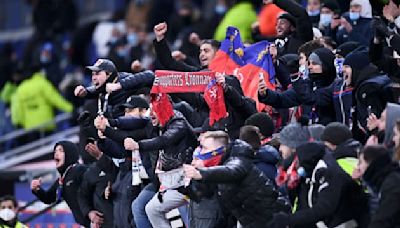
xmin=272 ymin=0 xmax=313 ymax=56
xmin=199 ymin=140 xmax=290 ymax=228
xmin=32 ymin=164 xmax=89 ymax=227
xmin=138 ymin=111 xmax=197 ymax=171
xmin=282 ymin=142 xmax=368 ymax=228
xmin=363 ymin=154 xmax=400 ymax=228
xmin=78 ymin=155 xmax=117 ymax=228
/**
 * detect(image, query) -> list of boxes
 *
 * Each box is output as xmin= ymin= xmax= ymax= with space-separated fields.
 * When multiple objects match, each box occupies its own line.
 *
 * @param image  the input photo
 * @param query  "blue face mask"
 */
xmin=320 ymin=13 xmax=332 ymax=26
xmin=349 ymin=12 xmax=360 ymax=21
xmin=308 ymin=9 xmax=320 ymax=17
xmin=215 ymin=4 xmax=227 ymax=14
xmin=297 ymin=167 xmax=307 ymax=177
xmin=127 ymin=33 xmax=138 ymax=46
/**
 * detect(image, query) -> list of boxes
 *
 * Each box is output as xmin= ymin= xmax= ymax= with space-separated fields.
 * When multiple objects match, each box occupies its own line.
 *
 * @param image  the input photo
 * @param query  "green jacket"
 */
xmin=11 ymin=72 xmax=73 ymax=131
xmin=0 ymin=81 xmax=17 ymax=104
xmin=213 ymin=2 xmax=257 ymax=43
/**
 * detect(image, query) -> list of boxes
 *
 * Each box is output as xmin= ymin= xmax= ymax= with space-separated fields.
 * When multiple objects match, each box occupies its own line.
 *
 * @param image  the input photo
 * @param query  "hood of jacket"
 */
xmin=254 ymin=145 xmax=280 ymax=165
xmin=363 ymin=153 xmax=400 ymax=192
xmin=384 ymin=103 xmax=400 ymax=146
xmin=54 ymin=141 xmax=80 ymax=175
xmin=353 ymin=64 xmax=381 ymax=89
xmin=333 ymin=139 xmax=361 ymax=160
xmin=222 ymin=139 xmax=255 ymax=162
xmin=296 ymin=142 xmax=326 ymax=175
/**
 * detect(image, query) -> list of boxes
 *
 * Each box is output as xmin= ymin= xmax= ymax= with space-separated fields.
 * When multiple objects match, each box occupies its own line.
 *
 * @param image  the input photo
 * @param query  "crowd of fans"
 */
xmin=2 ymin=0 xmax=400 ymax=227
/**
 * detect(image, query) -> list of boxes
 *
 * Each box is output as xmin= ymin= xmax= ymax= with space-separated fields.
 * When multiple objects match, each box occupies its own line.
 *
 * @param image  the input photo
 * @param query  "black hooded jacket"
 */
xmin=281 ymin=142 xmax=368 ymax=228
xmin=32 ymin=141 xmax=89 ymax=226
xmin=199 ymin=140 xmax=290 ymax=228
xmin=363 ymin=154 xmax=400 ymax=228
xmin=78 ymin=155 xmax=117 ymax=228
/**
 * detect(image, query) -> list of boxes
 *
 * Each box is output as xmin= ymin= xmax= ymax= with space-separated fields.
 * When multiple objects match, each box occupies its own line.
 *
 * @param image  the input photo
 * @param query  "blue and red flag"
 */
xmin=209 ymin=26 xmax=245 ymax=75
xmin=237 ymin=41 xmax=276 ymax=111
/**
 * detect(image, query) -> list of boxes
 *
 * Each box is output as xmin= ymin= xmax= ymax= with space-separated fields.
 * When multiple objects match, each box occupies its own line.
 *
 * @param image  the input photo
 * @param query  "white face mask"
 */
xmin=0 ymin=208 xmax=16 ymax=221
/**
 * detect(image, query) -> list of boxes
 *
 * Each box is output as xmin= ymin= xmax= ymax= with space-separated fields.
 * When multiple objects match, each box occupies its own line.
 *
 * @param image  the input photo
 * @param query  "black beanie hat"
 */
xmin=343 ymin=50 xmax=370 ymax=72
xmin=321 ymin=122 xmax=352 ymax=146
xmin=54 ymin=141 xmax=80 ymax=175
xmin=245 ymin=112 xmax=274 ymax=138
xmin=336 ymin=42 xmax=360 ymax=58
xmin=279 ymin=54 xmax=299 ymax=74
xmin=321 ymin=0 xmax=341 ymax=14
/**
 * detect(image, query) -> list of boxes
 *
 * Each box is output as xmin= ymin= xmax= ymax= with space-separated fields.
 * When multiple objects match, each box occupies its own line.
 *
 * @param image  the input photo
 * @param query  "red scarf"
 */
xmin=276 ymin=156 xmax=300 ymax=190
xmin=151 ymin=70 xmax=227 ymax=126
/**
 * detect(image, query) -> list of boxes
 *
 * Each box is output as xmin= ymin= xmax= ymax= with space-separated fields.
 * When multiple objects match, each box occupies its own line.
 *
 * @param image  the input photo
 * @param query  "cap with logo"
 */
xmin=119 ymin=96 xmax=150 ymax=110
xmin=86 ymin=59 xmax=117 ymax=73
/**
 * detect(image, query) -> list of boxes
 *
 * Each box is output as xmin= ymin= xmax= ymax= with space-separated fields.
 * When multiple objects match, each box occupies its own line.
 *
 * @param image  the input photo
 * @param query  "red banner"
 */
xmin=151 ymin=70 xmax=226 ymax=126
xmin=151 ymin=70 xmax=216 ymax=93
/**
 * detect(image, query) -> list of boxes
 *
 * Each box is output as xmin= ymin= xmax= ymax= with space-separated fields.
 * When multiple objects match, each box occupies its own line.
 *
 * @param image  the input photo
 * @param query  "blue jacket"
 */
xmin=336 ymin=15 xmax=373 ymax=46
xmin=253 ymin=145 xmax=280 ymax=181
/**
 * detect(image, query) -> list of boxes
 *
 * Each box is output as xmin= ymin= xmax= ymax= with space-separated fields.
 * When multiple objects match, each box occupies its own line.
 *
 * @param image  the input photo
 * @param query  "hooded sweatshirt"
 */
xmin=32 ymin=141 xmax=89 ymax=226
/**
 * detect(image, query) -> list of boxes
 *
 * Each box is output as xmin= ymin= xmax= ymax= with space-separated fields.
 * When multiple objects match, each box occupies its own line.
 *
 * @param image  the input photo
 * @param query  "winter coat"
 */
xmin=285 ymin=142 xmax=369 ymax=228
xmin=32 ymin=164 xmax=89 ymax=226
xmin=336 ymin=15 xmax=373 ymax=46
xmin=199 ymin=140 xmax=290 ymax=228
xmin=78 ymin=155 xmax=117 ymax=228
xmin=272 ymin=0 xmax=313 ymax=56
xmin=96 ymin=155 xmax=138 ymax=228
xmin=369 ymin=37 xmax=400 ymax=83
xmin=11 ymin=72 xmax=73 ymax=131
xmin=354 ymin=66 xmax=392 ymax=128
xmin=293 ymin=78 xmax=353 ymax=125
xmin=138 ymin=111 xmax=197 ymax=171
xmin=253 ymin=145 xmax=280 ymax=181
xmin=363 ymin=154 xmax=400 ymax=228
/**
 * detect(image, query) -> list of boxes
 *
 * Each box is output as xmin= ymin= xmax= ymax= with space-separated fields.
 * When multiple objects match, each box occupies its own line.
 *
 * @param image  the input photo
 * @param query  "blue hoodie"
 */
xmin=253 ymin=145 xmax=280 ymax=181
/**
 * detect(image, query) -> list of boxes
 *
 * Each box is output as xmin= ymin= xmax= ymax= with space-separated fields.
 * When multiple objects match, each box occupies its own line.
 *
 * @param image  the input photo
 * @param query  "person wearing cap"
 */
xmin=321 ymin=122 xmax=361 ymax=176
xmin=93 ymin=95 xmax=155 ymax=228
xmin=336 ymin=0 xmax=373 ymax=46
xmin=262 ymin=0 xmax=313 ymax=56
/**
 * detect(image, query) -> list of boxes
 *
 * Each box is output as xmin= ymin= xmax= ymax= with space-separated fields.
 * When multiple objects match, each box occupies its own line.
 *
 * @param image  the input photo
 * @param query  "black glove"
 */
xmin=269 ymin=212 xmax=291 ymax=228
xmin=372 ymin=18 xmax=392 ymax=39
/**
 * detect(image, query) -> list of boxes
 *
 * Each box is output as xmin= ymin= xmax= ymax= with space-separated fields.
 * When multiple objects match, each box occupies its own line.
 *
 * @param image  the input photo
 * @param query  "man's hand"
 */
xmin=94 ymin=116 xmax=108 ymax=131
xmin=106 ymin=83 xmax=122 ymax=94
xmin=183 ymin=164 xmax=203 ymax=180
xmin=74 ymin=85 xmax=87 ymax=97
xmin=131 ymin=60 xmax=143 ymax=72
xmin=154 ymin=22 xmax=168 ymax=42
xmin=216 ymin=73 xmax=226 ymax=88
xmin=30 ymin=178 xmax=42 ymax=192
xmin=98 ymin=130 xmax=106 ymax=139
xmin=331 ymin=18 xmax=341 ymax=29
xmin=258 ymin=77 xmax=267 ymax=96
xmin=367 ymin=113 xmax=379 ymax=131
xmin=105 ymin=181 xmax=112 ymax=200
xmin=124 ymin=138 xmax=139 ymax=151
xmin=366 ymin=135 xmax=379 ymax=146
xmin=85 ymin=143 xmax=103 ymax=160
xmin=352 ymin=166 xmax=363 ymax=180
xmin=88 ymin=210 xmax=104 ymax=225
xmin=171 ymin=51 xmax=187 ymax=61
xmin=383 ymin=0 xmax=400 ymax=22
xmin=189 ymin=32 xmax=201 ymax=46
xmin=341 ymin=18 xmax=353 ymax=33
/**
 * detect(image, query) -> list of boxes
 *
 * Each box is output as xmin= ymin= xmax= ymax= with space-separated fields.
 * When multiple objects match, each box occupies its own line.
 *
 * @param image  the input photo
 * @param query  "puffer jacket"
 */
xmin=253 ymin=145 xmax=280 ymax=181
xmin=199 ymin=140 xmax=290 ymax=228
